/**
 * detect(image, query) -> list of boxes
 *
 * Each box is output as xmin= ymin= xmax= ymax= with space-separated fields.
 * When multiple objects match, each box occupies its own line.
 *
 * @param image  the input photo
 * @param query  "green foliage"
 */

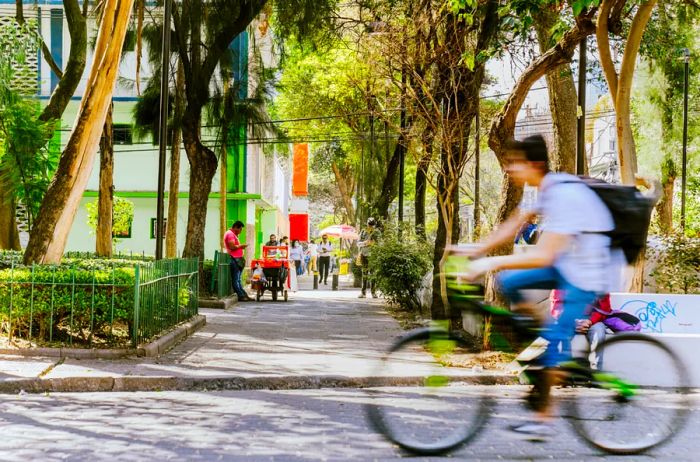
xmin=0 ymin=262 xmax=136 ymax=345
xmin=368 ymin=227 xmax=432 ymax=311
xmin=649 ymin=235 xmax=700 ymax=294
xmin=86 ymin=196 xmax=135 ymax=243
xmin=0 ymin=19 xmax=55 ymax=224
xmin=0 ymin=98 xmax=56 ymax=222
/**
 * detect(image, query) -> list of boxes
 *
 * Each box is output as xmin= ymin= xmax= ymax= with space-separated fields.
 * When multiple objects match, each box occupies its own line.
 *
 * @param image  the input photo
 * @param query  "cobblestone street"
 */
xmin=1 ymin=386 xmax=697 ymax=461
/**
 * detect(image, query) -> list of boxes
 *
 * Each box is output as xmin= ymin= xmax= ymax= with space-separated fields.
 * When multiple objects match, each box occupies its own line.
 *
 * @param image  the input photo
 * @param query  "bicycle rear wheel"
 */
xmin=568 ymin=333 xmax=690 ymax=455
xmin=365 ymin=327 xmax=491 ymax=455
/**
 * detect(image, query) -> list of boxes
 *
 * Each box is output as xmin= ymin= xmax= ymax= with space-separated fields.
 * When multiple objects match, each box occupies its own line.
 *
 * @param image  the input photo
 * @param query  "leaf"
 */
xmin=462 ymin=52 xmax=475 ymax=71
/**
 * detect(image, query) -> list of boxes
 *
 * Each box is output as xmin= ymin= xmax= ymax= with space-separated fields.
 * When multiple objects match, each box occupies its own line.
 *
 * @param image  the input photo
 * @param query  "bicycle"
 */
xmin=365 ymin=257 xmax=690 ymax=456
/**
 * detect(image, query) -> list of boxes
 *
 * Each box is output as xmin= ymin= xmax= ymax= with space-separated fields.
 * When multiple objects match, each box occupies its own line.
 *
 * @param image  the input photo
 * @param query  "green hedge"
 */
xmin=0 ymin=264 xmax=136 ymax=345
xmin=368 ymin=227 xmax=432 ymax=311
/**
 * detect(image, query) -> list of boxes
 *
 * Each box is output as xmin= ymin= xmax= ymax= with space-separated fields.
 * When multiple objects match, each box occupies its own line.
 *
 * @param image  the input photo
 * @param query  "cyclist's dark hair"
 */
xmin=506 ymin=134 xmax=550 ymax=173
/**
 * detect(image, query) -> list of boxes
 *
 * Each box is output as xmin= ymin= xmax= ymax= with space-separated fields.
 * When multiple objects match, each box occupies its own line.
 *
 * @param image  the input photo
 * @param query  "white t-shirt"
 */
xmin=318 ymin=241 xmax=333 ymax=256
xmin=525 ymin=173 xmax=615 ymax=293
xmin=289 ymin=245 xmax=303 ymax=261
xmin=307 ymin=243 xmax=318 ymax=257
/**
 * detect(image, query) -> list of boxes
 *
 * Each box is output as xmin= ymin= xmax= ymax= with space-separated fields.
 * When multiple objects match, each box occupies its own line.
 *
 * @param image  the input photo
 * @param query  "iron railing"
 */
xmin=0 ymin=255 xmax=199 ymax=348
xmin=132 ymin=258 xmax=199 ymax=346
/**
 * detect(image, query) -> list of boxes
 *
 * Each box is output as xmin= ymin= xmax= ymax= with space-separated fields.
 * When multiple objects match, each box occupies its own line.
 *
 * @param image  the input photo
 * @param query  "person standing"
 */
xmin=306 ymin=239 xmax=318 ymax=275
xmin=265 ymin=234 xmax=279 ymax=246
xmin=223 ymin=221 xmax=251 ymax=301
xmin=358 ymin=217 xmax=380 ymax=298
xmin=318 ymin=234 xmax=333 ymax=285
xmin=290 ymin=239 xmax=304 ymax=276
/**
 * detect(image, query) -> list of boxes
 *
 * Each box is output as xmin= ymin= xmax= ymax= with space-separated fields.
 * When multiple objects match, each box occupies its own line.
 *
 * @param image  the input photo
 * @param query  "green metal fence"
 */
xmin=212 ymin=250 xmax=232 ymax=299
xmin=0 ymin=256 xmax=199 ymax=349
xmin=0 ymin=260 xmax=135 ymax=347
xmin=132 ymin=258 xmax=199 ymax=346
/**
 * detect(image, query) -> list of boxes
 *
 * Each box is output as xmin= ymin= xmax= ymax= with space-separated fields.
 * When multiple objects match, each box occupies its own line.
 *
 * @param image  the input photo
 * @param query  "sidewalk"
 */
xmin=0 ymin=275 xmax=514 ymax=393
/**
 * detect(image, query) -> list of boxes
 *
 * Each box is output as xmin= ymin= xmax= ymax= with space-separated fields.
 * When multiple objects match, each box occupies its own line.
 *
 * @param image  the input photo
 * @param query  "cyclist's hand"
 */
xmin=447 ymin=244 xmax=485 ymax=259
xmin=458 ymin=257 xmax=497 ymax=281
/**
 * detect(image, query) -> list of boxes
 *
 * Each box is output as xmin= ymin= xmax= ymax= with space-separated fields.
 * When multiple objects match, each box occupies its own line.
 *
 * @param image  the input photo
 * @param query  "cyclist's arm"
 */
xmin=477 ymin=209 xmax=536 ymax=256
xmin=484 ymin=231 xmax=571 ymax=271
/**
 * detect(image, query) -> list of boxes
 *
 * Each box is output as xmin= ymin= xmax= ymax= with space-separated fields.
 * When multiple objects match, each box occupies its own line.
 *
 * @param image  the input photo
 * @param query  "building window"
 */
xmin=113 ymin=124 xmax=133 ymax=145
xmin=609 ymin=126 xmax=616 ymax=151
xmin=150 ymin=218 xmax=167 ymax=239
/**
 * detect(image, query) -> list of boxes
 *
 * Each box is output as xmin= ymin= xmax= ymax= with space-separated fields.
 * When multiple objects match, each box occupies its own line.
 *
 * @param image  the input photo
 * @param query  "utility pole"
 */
xmin=576 ymin=38 xmax=587 ymax=175
xmin=473 ymin=101 xmax=480 ymax=241
xmin=155 ymin=0 xmax=172 ymax=260
xmin=398 ymin=65 xmax=406 ymax=225
xmin=681 ymin=48 xmax=690 ymax=233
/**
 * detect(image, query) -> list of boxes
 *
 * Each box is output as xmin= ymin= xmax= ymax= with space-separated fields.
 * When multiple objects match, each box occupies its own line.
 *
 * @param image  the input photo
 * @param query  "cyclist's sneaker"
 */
xmin=507 ymin=421 xmax=555 ymax=442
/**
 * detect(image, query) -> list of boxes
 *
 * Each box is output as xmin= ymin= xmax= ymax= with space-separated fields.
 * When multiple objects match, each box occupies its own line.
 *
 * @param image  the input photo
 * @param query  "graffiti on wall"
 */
xmin=620 ymin=299 xmax=678 ymax=333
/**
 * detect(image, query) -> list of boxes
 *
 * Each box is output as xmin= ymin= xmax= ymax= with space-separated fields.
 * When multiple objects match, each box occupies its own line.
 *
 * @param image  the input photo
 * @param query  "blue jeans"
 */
xmin=497 ymin=267 xmax=598 ymax=368
xmin=229 ymin=260 xmax=246 ymax=298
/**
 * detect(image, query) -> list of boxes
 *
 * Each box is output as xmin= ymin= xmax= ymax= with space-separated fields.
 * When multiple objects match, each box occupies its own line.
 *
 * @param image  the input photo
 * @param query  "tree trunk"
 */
xmin=373 ymin=137 xmax=404 ymax=220
xmin=166 ymin=60 xmax=185 ymax=258
xmin=0 ymin=195 xmax=21 ymax=250
xmin=96 ymin=103 xmax=114 ymax=257
xmin=484 ymin=176 xmax=524 ymax=304
xmin=181 ymin=111 xmax=218 ymax=260
xmin=656 ymin=157 xmax=676 ymax=235
xmin=331 ymin=163 xmax=356 ymax=224
xmin=533 ymin=9 xmax=578 ymax=174
xmin=38 ymin=0 xmax=87 ymax=124
xmin=431 ymin=169 xmax=460 ymax=321
xmin=415 ymin=129 xmax=433 ymax=239
xmin=597 ymin=0 xmax=656 ymax=185
xmin=23 ymin=0 xmax=136 ymax=265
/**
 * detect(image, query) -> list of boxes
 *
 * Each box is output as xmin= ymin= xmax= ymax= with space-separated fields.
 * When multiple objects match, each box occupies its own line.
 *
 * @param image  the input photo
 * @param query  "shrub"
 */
xmin=0 ymin=264 xmax=136 ymax=345
xmin=649 ymin=235 xmax=700 ymax=294
xmin=368 ymin=227 xmax=433 ymax=311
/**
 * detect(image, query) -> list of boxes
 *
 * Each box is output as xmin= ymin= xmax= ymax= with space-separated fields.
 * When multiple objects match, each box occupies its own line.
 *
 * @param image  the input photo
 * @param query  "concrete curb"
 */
xmin=0 ymin=373 xmax=518 ymax=394
xmin=0 ymin=315 xmax=206 ymax=360
xmin=198 ymin=295 xmax=238 ymax=310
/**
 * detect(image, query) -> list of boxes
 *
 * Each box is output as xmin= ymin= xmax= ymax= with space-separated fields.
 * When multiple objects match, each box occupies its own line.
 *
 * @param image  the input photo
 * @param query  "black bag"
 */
xmin=565 ymin=177 xmax=655 ymax=264
xmin=232 ymin=257 xmax=246 ymax=270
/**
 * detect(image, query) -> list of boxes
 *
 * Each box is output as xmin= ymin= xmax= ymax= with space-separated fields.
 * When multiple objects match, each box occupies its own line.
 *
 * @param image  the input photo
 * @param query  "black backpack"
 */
xmin=565 ymin=177 xmax=656 ymax=264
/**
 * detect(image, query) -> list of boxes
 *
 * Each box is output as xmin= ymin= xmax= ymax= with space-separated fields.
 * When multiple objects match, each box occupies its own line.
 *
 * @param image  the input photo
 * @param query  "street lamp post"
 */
xmin=681 ymin=48 xmax=690 ymax=233
xmin=576 ymin=38 xmax=587 ymax=175
xmin=155 ymin=0 xmax=172 ymax=260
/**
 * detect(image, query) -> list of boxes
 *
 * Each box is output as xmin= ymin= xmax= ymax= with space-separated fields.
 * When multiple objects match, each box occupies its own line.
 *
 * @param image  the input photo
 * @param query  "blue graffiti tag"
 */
xmin=621 ymin=299 xmax=678 ymax=333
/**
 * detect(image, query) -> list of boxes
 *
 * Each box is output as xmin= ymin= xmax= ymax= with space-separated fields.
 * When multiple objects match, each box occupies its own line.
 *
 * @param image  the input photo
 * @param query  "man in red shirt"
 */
xmin=224 ymin=221 xmax=251 ymax=301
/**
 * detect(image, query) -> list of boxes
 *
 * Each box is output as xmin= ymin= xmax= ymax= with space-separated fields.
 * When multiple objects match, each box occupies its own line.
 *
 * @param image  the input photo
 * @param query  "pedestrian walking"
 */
xmin=306 ymin=239 xmax=318 ymax=275
xmin=223 ymin=221 xmax=251 ymax=301
xmin=290 ymin=240 xmax=304 ymax=276
xmin=358 ymin=217 xmax=380 ymax=298
xmin=318 ymin=234 xmax=333 ymax=285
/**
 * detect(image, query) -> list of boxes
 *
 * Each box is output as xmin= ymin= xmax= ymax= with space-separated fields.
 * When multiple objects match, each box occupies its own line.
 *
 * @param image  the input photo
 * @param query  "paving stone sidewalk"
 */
xmin=0 ymin=275 xmax=513 ymax=392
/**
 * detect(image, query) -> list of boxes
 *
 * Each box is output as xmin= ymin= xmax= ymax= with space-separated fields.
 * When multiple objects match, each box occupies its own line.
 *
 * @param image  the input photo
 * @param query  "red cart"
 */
xmin=250 ymin=246 xmax=290 ymax=302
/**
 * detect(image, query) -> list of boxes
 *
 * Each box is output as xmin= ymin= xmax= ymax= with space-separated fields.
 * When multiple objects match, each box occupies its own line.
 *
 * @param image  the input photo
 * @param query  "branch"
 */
xmin=609 ymin=0 xmax=627 ymax=34
xmin=200 ymin=1 xmax=267 ymax=87
xmin=617 ymin=0 xmax=657 ymax=106
xmin=15 ymin=0 xmax=63 ymax=79
xmin=596 ymin=0 xmax=619 ymax=102
xmin=489 ymin=12 xmax=596 ymax=164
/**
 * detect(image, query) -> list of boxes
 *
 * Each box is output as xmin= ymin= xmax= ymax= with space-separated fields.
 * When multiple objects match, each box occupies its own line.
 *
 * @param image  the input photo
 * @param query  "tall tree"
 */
xmin=171 ymin=1 xmax=268 ymax=259
xmin=533 ymin=8 xmax=579 ymax=174
xmin=23 ymin=0 xmax=136 ymax=264
xmin=487 ymin=10 xmax=596 ymax=302
xmin=597 ymin=0 xmax=657 ymax=185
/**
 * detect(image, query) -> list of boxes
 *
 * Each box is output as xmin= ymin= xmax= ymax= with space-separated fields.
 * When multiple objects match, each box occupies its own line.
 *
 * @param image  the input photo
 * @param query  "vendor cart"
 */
xmin=250 ymin=246 xmax=290 ymax=302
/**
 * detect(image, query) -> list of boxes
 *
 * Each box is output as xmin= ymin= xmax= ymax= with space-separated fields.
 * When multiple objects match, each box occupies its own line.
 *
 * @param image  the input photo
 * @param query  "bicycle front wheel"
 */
xmin=365 ymin=327 xmax=490 ymax=455
xmin=568 ymin=333 xmax=690 ymax=455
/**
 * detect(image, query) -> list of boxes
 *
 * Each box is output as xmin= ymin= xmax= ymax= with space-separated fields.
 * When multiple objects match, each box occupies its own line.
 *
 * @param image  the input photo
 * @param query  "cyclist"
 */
xmin=458 ymin=134 xmax=617 ymax=439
